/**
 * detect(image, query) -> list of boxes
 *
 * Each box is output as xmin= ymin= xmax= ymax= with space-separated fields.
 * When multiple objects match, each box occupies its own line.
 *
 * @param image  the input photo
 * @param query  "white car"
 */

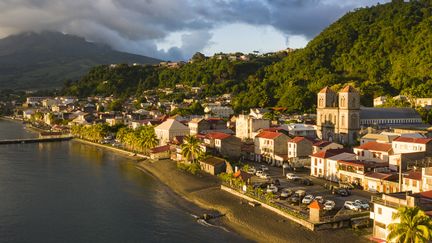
xmin=280 ymin=188 xmax=293 ymax=198
xmin=260 ymin=165 xmax=269 ymax=171
xmin=302 ymin=195 xmax=314 ymax=204
xmin=247 ymin=168 xmax=257 ymax=174
xmin=323 ymin=200 xmax=335 ymax=211
xmin=266 ymin=184 xmax=278 ymax=193
xmin=286 ymin=173 xmax=301 ymax=180
xmin=354 ymin=200 xmax=370 ymax=210
xmin=255 ymin=170 xmax=264 ymax=177
xmin=259 ymin=173 xmax=270 ymax=179
xmin=344 ymin=201 xmax=361 ymax=211
xmin=315 ymin=196 xmax=324 ymax=204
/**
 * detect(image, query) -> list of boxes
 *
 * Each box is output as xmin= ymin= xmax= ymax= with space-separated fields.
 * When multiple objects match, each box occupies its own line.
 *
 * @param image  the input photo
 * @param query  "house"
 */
xmin=22 ymin=109 xmax=35 ymax=119
xmin=364 ymin=172 xmax=399 ymax=193
xmin=310 ymin=149 xmax=355 ymax=182
xmin=312 ymin=140 xmax=343 ymax=153
xmin=373 ymin=96 xmax=387 ymax=107
xmin=249 ymin=108 xmax=269 ymax=119
xmin=254 ymin=131 xmax=289 ymax=166
xmin=203 ymin=132 xmax=242 ymax=160
xmin=199 ymin=156 xmax=226 ymax=175
xmin=154 ymin=118 xmax=190 ymax=145
xmin=284 ymin=123 xmax=317 ymax=138
xmin=188 ymin=118 xmax=228 ymax=135
xmin=149 ymin=145 xmax=171 ymax=160
xmin=370 ymin=191 xmax=432 ymax=241
xmin=204 ymin=106 xmax=234 ymax=118
xmin=26 ymin=97 xmax=47 ymax=106
xmin=287 ymin=136 xmax=314 ymax=159
xmin=353 ymin=141 xmax=393 ymax=163
xmin=403 ymin=170 xmax=422 ymax=193
xmin=422 ymin=167 xmax=432 ymax=192
xmin=360 ymin=132 xmax=399 ymax=145
xmin=392 ymin=136 xmax=432 ymax=155
xmin=169 ymin=136 xmax=185 ymax=161
xmin=415 ymin=98 xmax=432 ymax=108
xmin=233 ymin=170 xmax=253 ymax=184
xmin=235 ymin=114 xmax=270 ymax=141
xmin=337 ymin=159 xmax=389 ymax=186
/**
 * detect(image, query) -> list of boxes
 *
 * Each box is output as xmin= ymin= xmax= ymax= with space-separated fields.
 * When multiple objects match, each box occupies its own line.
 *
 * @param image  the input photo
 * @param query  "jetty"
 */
xmin=0 ymin=136 xmax=73 ymax=145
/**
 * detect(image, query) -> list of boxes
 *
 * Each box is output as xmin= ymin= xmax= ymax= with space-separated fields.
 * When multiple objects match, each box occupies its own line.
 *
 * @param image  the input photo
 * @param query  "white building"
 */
xmin=392 ymin=137 xmax=432 ymax=154
xmin=310 ymin=149 xmax=355 ymax=182
xmin=204 ymin=106 xmax=234 ymax=118
xmin=416 ymin=98 xmax=432 ymax=108
xmin=154 ymin=118 xmax=190 ymax=145
xmin=373 ymin=96 xmax=387 ymax=107
xmin=284 ymin=123 xmax=317 ymax=138
xmin=353 ymin=141 xmax=393 ymax=163
xmin=235 ymin=114 xmax=270 ymax=141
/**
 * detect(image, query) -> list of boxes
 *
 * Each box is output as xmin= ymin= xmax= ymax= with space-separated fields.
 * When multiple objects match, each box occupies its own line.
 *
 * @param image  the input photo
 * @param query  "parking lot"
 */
xmin=244 ymin=161 xmax=372 ymax=217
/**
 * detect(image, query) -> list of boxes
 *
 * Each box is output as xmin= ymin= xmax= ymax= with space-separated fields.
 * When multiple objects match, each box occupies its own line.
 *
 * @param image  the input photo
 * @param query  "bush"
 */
xmin=177 ymin=162 xmax=201 ymax=175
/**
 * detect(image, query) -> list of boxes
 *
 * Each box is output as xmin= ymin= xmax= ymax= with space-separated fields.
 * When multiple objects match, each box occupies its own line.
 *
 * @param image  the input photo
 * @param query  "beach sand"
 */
xmin=137 ymin=159 xmax=371 ymax=243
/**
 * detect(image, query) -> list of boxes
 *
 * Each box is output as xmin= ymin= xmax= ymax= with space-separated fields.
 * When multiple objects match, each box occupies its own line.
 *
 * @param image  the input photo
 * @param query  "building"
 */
xmin=353 ymin=141 xmax=393 ymax=163
xmin=26 ymin=97 xmax=48 ymax=106
xmin=316 ymin=85 xmax=360 ymax=145
xmin=249 ymin=108 xmax=269 ymax=119
xmin=370 ymin=191 xmax=432 ymax=241
xmin=312 ymin=140 xmax=343 ymax=154
xmin=235 ymin=114 xmax=270 ymax=141
xmin=254 ymin=131 xmax=289 ymax=166
xmin=202 ymin=132 xmax=242 ymax=159
xmin=287 ymin=136 xmax=314 ymax=159
xmin=284 ymin=123 xmax=317 ymax=138
xmin=337 ymin=159 xmax=389 ymax=186
xmin=204 ymin=106 xmax=234 ymax=118
xmin=199 ymin=156 xmax=226 ymax=175
xmin=403 ymin=170 xmax=422 ymax=193
xmin=188 ymin=118 xmax=227 ymax=135
xmin=149 ymin=145 xmax=171 ymax=160
xmin=373 ymin=96 xmax=387 ymax=107
xmin=392 ymin=137 xmax=432 ymax=155
xmin=364 ymin=172 xmax=399 ymax=193
xmin=154 ymin=118 xmax=190 ymax=145
xmin=360 ymin=132 xmax=399 ymax=145
xmin=316 ymin=86 xmax=424 ymax=145
xmin=415 ymin=98 xmax=432 ymax=108
xmin=310 ymin=149 xmax=356 ymax=181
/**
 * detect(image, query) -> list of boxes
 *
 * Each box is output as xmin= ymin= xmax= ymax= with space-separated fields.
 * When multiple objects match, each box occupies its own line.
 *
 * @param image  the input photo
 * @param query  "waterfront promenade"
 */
xmin=0 ymin=136 xmax=72 ymax=145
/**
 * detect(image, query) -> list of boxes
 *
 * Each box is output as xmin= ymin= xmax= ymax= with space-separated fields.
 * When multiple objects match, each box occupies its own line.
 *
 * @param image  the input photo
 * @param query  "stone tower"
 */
xmin=337 ymin=85 xmax=360 ymax=145
xmin=316 ymin=85 xmax=360 ymax=145
xmin=316 ymin=87 xmax=338 ymax=142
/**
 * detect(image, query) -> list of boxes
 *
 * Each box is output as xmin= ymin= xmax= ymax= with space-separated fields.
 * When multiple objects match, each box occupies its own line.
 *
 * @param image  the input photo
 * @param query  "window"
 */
xmin=314 ymin=159 xmax=317 ymax=166
xmin=378 ymin=207 xmax=382 ymax=215
xmin=413 ymin=180 xmax=417 ymax=187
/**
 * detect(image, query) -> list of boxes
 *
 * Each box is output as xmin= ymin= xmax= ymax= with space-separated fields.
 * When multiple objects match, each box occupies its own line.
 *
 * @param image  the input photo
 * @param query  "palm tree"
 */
xmin=181 ymin=135 xmax=202 ymax=163
xmin=387 ymin=206 xmax=432 ymax=243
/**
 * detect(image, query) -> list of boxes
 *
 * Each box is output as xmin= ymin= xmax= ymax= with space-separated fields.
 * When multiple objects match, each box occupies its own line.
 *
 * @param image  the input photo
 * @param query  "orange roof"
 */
xmin=206 ymin=132 xmax=231 ymax=140
xmin=308 ymin=200 xmax=323 ymax=209
xmin=255 ymin=131 xmax=283 ymax=139
xmin=417 ymin=190 xmax=432 ymax=199
xmin=394 ymin=137 xmax=432 ymax=144
xmin=355 ymin=141 xmax=392 ymax=152
xmin=289 ymin=136 xmax=314 ymax=144
xmin=319 ymin=86 xmax=335 ymax=93
xmin=150 ymin=145 xmax=171 ymax=153
xmin=340 ymin=85 xmax=358 ymax=93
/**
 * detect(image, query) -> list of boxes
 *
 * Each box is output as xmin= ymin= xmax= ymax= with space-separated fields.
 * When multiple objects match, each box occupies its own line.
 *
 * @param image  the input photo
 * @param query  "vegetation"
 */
xmin=71 ymin=124 xmax=110 ymax=143
xmin=180 ymin=135 xmax=203 ymax=164
xmin=387 ymin=206 xmax=432 ymax=243
xmin=177 ymin=162 xmax=201 ymax=175
xmin=116 ymin=126 xmax=158 ymax=154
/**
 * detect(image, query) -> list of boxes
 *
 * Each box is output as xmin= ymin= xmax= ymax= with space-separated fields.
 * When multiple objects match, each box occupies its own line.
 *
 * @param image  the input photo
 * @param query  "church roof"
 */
xmin=360 ymin=107 xmax=422 ymax=120
xmin=340 ymin=85 xmax=358 ymax=93
xmin=318 ymin=86 xmax=335 ymax=94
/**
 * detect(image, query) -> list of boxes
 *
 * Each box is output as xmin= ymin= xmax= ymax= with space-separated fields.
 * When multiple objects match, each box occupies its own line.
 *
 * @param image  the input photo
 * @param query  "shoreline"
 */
xmin=72 ymin=138 xmax=370 ymax=243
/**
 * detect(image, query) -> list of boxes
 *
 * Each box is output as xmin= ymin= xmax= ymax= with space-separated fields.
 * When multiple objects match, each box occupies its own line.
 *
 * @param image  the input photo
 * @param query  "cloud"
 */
xmin=0 ymin=0 xmax=386 ymax=60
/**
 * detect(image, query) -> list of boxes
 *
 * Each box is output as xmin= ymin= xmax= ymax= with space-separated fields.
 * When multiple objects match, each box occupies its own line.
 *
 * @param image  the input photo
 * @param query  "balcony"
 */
xmin=371 ymin=196 xmax=405 ymax=209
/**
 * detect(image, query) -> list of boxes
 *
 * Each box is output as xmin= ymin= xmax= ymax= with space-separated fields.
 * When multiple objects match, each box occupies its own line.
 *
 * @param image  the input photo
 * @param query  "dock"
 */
xmin=0 ymin=136 xmax=73 ymax=145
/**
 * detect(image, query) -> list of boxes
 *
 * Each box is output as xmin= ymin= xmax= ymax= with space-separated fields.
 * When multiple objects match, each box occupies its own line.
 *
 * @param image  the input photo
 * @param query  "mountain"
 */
xmin=0 ymin=31 xmax=161 ymax=90
xmin=234 ymin=0 xmax=432 ymax=112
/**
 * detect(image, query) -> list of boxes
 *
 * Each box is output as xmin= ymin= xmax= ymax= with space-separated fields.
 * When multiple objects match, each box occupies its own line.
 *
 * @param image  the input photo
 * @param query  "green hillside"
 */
xmin=0 ymin=32 xmax=161 ymax=90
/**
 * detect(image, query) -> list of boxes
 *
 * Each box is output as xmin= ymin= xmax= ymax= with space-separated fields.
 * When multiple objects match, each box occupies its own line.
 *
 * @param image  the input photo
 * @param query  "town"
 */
xmin=2 ymin=82 xmax=432 ymax=242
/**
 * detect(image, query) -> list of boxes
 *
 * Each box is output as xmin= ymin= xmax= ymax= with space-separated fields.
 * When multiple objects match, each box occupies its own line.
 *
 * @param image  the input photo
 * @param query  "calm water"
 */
xmin=0 ymin=120 xmax=247 ymax=243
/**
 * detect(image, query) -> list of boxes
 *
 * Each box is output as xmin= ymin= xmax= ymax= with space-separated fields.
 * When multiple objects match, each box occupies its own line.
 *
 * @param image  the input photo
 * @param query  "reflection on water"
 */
xmin=0 ymin=129 xmax=248 ymax=243
xmin=0 ymin=119 xmax=37 ymax=140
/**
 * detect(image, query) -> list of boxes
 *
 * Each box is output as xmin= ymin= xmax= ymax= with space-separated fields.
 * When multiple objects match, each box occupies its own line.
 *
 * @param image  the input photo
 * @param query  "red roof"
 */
xmin=289 ymin=136 xmax=314 ymax=144
xmin=255 ymin=131 xmax=283 ymax=139
xmin=261 ymin=127 xmax=286 ymax=133
xmin=309 ymin=200 xmax=323 ymax=209
xmin=418 ymin=190 xmax=432 ymax=199
xmin=150 ymin=145 xmax=171 ymax=153
xmin=313 ymin=140 xmax=333 ymax=147
xmin=355 ymin=141 xmax=392 ymax=152
xmin=365 ymin=172 xmax=393 ymax=180
xmin=404 ymin=171 xmax=422 ymax=180
xmin=311 ymin=148 xmax=349 ymax=159
xmin=206 ymin=132 xmax=231 ymax=140
xmin=394 ymin=137 xmax=432 ymax=144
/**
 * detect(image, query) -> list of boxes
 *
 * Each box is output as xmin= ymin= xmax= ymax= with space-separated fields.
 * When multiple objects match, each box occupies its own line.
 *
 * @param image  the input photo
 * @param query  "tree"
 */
xmin=387 ymin=206 xmax=432 ymax=243
xmin=181 ymin=135 xmax=202 ymax=164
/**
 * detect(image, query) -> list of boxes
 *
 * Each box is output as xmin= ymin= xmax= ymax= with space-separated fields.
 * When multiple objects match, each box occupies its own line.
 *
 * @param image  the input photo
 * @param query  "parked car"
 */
xmin=286 ymin=173 xmax=301 ymax=180
xmin=247 ymin=167 xmax=257 ymax=174
xmin=254 ymin=182 xmax=270 ymax=189
xmin=280 ymin=188 xmax=293 ymax=198
xmin=302 ymin=178 xmax=313 ymax=186
xmin=354 ymin=200 xmax=370 ymax=210
xmin=266 ymin=184 xmax=278 ymax=193
xmin=314 ymin=196 xmax=324 ymax=204
xmin=260 ymin=165 xmax=269 ymax=171
xmin=302 ymin=195 xmax=315 ymax=204
xmin=339 ymin=183 xmax=355 ymax=190
xmin=271 ymin=179 xmax=280 ymax=186
xmin=294 ymin=190 xmax=306 ymax=198
xmin=334 ymin=188 xmax=350 ymax=196
xmin=344 ymin=201 xmax=361 ymax=211
xmin=290 ymin=194 xmax=301 ymax=204
xmin=323 ymin=200 xmax=336 ymax=211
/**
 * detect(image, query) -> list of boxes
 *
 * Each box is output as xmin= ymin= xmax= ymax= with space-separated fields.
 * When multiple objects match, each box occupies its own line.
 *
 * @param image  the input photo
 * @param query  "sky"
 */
xmin=0 ymin=0 xmax=388 ymax=61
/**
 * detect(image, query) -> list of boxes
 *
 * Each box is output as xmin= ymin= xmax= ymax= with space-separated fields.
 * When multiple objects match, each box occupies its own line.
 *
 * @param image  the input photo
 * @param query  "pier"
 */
xmin=0 ymin=136 xmax=73 ymax=145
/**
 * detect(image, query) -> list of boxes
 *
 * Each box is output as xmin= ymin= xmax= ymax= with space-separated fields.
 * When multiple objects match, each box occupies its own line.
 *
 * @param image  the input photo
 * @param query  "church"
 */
xmin=316 ymin=86 xmax=423 ymax=145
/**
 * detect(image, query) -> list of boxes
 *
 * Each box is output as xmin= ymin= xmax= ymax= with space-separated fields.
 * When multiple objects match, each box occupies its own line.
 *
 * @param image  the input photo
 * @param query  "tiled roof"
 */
xmin=313 ymin=141 xmax=333 ymax=147
xmin=206 ymin=132 xmax=231 ymax=140
xmin=319 ymin=86 xmax=335 ymax=93
xmin=355 ymin=141 xmax=392 ymax=152
xmin=404 ymin=171 xmax=422 ymax=180
xmin=255 ymin=131 xmax=283 ymax=139
xmin=414 ymin=190 xmax=432 ymax=199
xmin=340 ymin=85 xmax=358 ymax=93
xmin=311 ymin=149 xmax=350 ymax=159
xmin=360 ymin=107 xmax=422 ymax=120
xmin=289 ymin=136 xmax=314 ymax=144
xmin=394 ymin=136 xmax=432 ymax=144
xmin=365 ymin=172 xmax=393 ymax=180
xmin=150 ymin=145 xmax=171 ymax=153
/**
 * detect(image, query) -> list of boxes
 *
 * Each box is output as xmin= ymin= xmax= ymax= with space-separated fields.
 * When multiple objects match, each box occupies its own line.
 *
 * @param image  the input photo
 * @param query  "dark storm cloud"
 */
xmin=0 ymin=0 xmax=385 ymax=60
